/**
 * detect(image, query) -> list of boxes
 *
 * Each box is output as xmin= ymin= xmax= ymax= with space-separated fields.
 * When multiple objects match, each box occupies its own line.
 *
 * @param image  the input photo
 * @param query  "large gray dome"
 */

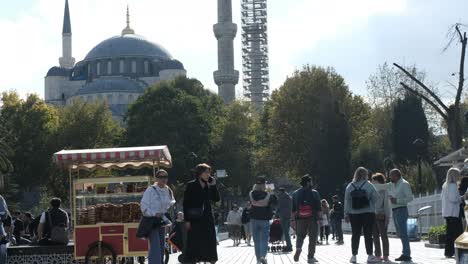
xmin=84 ymin=34 xmax=173 ymax=61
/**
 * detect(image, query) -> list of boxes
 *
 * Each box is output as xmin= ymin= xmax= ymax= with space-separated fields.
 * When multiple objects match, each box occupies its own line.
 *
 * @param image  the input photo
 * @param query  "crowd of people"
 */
xmin=140 ymin=163 xmax=422 ymax=264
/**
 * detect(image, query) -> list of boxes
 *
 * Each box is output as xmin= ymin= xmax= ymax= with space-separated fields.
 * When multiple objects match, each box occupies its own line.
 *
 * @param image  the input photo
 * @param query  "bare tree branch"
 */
xmin=455 ymin=27 xmax=467 ymax=107
xmin=456 ymin=24 xmax=464 ymax=42
xmin=393 ymin=63 xmax=449 ymax=112
xmin=400 ymin=82 xmax=448 ymax=120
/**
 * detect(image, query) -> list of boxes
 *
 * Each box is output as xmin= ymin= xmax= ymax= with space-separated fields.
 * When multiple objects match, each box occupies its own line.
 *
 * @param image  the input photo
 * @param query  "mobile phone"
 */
xmin=208 ymin=176 xmax=214 ymax=183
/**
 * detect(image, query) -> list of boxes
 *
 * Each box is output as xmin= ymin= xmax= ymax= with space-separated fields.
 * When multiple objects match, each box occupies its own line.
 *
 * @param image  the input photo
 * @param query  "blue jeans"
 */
xmin=393 ymin=207 xmax=411 ymax=257
xmin=148 ymin=227 xmax=165 ymax=264
xmin=280 ymin=217 xmax=292 ymax=248
xmin=251 ymin=219 xmax=270 ymax=261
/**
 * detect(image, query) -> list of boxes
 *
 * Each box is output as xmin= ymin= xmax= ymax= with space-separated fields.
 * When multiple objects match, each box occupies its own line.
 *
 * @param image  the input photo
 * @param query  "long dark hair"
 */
xmin=459 ymin=176 xmax=468 ymax=195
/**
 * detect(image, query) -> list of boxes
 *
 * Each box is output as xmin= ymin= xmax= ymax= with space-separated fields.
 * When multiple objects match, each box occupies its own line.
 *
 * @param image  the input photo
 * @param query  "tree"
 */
xmin=394 ymin=24 xmax=467 ymax=150
xmin=392 ymin=93 xmax=430 ymax=164
xmin=55 ymin=99 xmax=123 ymax=149
xmin=0 ymin=92 xmax=58 ymax=192
xmin=210 ymin=102 xmax=255 ymax=194
xmin=264 ymin=66 xmax=351 ymax=196
xmin=0 ymin=126 xmax=13 ymax=173
xmin=125 ymin=77 xmax=225 ymax=182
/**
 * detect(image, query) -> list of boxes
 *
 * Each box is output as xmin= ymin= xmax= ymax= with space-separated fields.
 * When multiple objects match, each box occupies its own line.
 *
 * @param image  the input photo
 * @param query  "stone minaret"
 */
xmin=213 ymin=0 xmax=239 ymax=103
xmin=59 ymin=0 xmax=75 ymax=69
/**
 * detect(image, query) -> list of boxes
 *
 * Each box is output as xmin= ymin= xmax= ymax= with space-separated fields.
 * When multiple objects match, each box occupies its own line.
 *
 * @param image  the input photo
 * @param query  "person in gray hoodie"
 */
xmin=276 ymin=187 xmax=293 ymax=252
xmin=344 ymin=167 xmax=379 ymax=263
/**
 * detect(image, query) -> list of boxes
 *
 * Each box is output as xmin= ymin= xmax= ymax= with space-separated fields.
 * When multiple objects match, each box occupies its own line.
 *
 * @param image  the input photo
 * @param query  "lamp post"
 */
xmin=413 ymin=138 xmax=425 ymax=194
xmin=383 ymin=157 xmax=394 ymax=178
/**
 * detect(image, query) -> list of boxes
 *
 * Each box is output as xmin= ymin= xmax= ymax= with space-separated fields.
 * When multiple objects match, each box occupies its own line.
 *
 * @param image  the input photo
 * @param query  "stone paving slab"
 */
xmin=167 ymin=234 xmax=456 ymax=264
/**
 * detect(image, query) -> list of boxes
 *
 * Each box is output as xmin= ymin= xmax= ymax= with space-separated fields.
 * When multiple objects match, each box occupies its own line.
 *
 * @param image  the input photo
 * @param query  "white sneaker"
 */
xmin=350 ymin=255 xmax=357 ymax=263
xmin=367 ymin=255 xmax=381 ymax=263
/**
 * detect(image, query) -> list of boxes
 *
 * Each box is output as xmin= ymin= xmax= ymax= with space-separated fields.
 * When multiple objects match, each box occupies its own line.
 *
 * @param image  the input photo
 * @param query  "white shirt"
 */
xmin=388 ymin=178 xmax=413 ymax=209
xmin=140 ymin=184 xmax=175 ymax=217
xmin=226 ymin=210 xmax=242 ymax=226
xmin=441 ymin=182 xmax=462 ymax=218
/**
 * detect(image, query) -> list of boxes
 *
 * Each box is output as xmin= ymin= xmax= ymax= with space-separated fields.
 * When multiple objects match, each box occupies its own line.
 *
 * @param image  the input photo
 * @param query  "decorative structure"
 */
xmin=45 ymin=2 xmax=186 ymax=121
xmin=213 ymin=0 xmax=239 ymax=103
xmin=241 ymin=0 xmax=269 ymax=109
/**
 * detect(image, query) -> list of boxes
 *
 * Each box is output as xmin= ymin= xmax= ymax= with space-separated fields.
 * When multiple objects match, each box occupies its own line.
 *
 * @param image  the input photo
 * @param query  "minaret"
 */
xmin=213 ymin=0 xmax=239 ymax=103
xmin=59 ymin=0 xmax=75 ymax=69
xmin=121 ymin=5 xmax=135 ymax=35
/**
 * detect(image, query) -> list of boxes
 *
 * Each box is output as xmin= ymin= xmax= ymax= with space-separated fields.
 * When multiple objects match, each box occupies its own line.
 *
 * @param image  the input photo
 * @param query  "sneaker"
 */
xmin=395 ymin=255 xmax=412 ymax=262
xmin=294 ymin=249 xmax=302 ymax=262
xmin=260 ymin=257 xmax=268 ymax=264
xmin=350 ymin=255 xmax=357 ymax=263
xmin=308 ymin=257 xmax=318 ymax=263
xmin=367 ymin=255 xmax=381 ymax=263
xmin=335 ymin=241 xmax=344 ymax=245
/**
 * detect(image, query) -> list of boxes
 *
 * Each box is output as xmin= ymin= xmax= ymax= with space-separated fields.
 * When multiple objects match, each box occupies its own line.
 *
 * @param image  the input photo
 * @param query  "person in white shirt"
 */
xmin=140 ymin=169 xmax=175 ymax=264
xmin=441 ymin=167 xmax=464 ymax=258
xmin=388 ymin=169 xmax=413 ymax=262
xmin=226 ymin=205 xmax=243 ymax=246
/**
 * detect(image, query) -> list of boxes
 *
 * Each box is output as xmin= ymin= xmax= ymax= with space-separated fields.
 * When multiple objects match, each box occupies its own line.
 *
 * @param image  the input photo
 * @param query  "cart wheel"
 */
xmin=137 ymin=257 xmax=145 ymax=264
xmin=84 ymin=241 xmax=117 ymax=264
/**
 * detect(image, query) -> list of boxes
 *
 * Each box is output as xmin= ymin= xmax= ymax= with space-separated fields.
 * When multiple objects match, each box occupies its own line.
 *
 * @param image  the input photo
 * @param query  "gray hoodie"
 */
xmin=344 ymin=179 xmax=377 ymax=216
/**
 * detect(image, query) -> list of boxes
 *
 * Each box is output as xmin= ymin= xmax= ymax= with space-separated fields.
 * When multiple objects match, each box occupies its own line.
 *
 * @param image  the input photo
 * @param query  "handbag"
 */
xmin=297 ymin=205 xmax=313 ymax=218
xmin=136 ymin=216 xmax=164 ymax=239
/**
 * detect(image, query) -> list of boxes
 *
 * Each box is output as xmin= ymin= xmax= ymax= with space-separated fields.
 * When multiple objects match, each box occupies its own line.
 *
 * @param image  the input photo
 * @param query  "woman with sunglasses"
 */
xmin=140 ymin=169 xmax=175 ymax=264
xmin=183 ymin=163 xmax=220 ymax=264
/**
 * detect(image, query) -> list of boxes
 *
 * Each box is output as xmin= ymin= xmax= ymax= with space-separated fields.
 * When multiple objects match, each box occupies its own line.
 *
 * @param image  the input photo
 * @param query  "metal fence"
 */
xmin=343 ymin=190 xmax=445 ymax=234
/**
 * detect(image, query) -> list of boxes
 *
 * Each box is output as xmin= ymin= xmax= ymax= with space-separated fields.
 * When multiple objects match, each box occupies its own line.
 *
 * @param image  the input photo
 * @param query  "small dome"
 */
xmin=76 ymin=77 xmax=144 ymax=95
xmin=84 ymin=34 xmax=172 ymax=61
xmin=46 ymin=66 xmax=71 ymax=77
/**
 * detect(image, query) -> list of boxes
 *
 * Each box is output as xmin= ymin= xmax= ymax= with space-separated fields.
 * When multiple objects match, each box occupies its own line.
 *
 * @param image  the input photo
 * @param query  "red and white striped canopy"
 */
xmin=53 ymin=145 xmax=172 ymax=169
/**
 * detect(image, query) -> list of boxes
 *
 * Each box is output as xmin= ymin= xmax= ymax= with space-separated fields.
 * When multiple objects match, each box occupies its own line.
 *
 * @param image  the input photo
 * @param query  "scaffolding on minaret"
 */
xmin=241 ymin=0 xmax=269 ymax=109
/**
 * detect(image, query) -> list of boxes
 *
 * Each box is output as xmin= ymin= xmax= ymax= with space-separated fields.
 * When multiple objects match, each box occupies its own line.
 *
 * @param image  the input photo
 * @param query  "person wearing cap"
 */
xmin=291 ymin=174 xmax=322 ymax=263
xmin=277 ymin=187 xmax=293 ymax=252
xmin=249 ymin=176 xmax=278 ymax=264
xmin=332 ymin=195 xmax=344 ymax=244
xmin=140 ymin=169 xmax=176 ymax=264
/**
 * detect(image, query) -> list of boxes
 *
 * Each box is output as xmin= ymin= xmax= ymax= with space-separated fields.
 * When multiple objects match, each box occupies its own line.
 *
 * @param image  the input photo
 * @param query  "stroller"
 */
xmin=167 ymin=221 xmax=187 ymax=263
xmin=268 ymin=218 xmax=286 ymax=252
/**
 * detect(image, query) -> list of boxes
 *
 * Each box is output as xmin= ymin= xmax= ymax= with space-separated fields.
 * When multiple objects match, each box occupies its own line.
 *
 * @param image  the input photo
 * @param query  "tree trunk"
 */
xmin=447 ymin=105 xmax=463 ymax=150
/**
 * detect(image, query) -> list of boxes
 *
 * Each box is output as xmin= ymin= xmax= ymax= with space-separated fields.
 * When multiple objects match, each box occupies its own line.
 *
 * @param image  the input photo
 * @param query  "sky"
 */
xmin=0 ymin=0 xmax=467 ymax=101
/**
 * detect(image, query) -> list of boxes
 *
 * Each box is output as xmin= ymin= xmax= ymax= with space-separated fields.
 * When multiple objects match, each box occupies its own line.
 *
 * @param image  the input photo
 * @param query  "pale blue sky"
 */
xmin=0 ymin=0 xmax=467 ymax=101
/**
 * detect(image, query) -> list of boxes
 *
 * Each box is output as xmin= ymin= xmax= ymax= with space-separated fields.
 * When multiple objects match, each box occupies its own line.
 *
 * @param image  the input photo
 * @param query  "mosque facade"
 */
xmin=45 ymin=1 xmax=186 ymax=121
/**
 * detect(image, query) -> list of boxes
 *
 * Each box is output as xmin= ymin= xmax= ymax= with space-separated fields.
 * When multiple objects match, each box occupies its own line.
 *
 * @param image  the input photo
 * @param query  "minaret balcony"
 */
xmin=213 ymin=23 xmax=237 ymax=39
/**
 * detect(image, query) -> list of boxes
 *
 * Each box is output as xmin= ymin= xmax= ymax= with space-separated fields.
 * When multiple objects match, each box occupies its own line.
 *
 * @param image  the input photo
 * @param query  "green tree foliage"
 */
xmin=263 ymin=66 xmax=351 ymax=196
xmin=125 ymin=77 xmax=224 ymax=182
xmin=55 ymin=99 xmax=123 ymax=149
xmin=392 ymin=93 xmax=430 ymax=164
xmin=211 ymin=102 xmax=255 ymax=194
xmin=0 ymin=126 xmax=13 ymax=173
xmin=0 ymin=92 xmax=58 ymax=192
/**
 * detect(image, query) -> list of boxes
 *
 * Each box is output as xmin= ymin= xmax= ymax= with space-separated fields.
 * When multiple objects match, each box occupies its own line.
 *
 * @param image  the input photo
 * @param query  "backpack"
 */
xmin=350 ymin=181 xmax=370 ymax=210
xmin=47 ymin=211 xmax=69 ymax=244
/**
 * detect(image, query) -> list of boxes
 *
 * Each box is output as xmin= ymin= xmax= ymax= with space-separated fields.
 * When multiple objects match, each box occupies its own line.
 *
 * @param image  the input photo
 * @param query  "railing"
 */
xmin=343 ymin=190 xmax=445 ymax=234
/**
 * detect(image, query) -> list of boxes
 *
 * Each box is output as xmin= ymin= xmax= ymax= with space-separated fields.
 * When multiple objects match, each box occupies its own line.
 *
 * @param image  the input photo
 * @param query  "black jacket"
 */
xmin=249 ymin=190 xmax=277 ymax=220
xmin=333 ymin=201 xmax=344 ymax=220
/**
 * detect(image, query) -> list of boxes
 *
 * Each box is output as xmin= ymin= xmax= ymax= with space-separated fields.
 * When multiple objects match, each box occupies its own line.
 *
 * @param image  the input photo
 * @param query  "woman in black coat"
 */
xmin=183 ymin=163 xmax=220 ymax=263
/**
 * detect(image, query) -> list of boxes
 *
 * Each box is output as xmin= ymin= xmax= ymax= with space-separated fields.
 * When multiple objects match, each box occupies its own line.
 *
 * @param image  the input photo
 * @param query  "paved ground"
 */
xmin=168 ymin=234 xmax=456 ymax=264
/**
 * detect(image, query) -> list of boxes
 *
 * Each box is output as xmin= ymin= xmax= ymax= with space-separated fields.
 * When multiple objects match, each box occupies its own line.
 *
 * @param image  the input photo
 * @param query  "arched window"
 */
xmin=97 ymin=62 xmax=101 ymax=75
xmin=144 ymin=61 xmax=149 ymax=74
xmin=119 ymin=60 xmax=125 ymax=74
xmin=107 ymin=61 xmax=112 ymax=75
xmin=131 ymin=60 xmax=137 ymax=73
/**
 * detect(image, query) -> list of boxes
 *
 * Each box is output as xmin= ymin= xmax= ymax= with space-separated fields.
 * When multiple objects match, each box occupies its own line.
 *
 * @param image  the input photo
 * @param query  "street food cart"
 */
xmin=53 ymin=145 xmax=172 ymax=264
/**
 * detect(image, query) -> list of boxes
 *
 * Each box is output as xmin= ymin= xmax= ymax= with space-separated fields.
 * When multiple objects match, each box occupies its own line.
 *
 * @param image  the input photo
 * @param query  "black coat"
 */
xmin=183 ymin=180 xmax=220 ymax=262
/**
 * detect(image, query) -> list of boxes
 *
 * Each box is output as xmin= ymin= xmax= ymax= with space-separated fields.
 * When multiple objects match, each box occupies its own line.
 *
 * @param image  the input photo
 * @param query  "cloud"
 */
xmin=0 ymin=0 xmax=409 ymax=99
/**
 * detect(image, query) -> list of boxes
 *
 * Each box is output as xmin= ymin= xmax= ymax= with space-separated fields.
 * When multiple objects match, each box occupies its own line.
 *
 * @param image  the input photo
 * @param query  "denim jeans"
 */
xmin=393 ymin=207 xmax=411 ymax=257
xmin=280 ymin=217 xmax=292 ymax=248
xmin=148 ymin=227 xmax=165 ymax=264
xmin=251 ymin=219 xmax=270 ymax=261
xmin=334 ymin=218 xmax=343 ymax=242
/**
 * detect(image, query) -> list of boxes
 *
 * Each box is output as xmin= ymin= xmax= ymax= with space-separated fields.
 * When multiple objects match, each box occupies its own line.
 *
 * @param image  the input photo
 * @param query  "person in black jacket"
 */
xmin=292 ymin=175 xmax=321 ymax=263
xmin=249 ymin=176 xmax=277 ymax=264
xmin=332 ymin=195 xmax=344 ymax=244
xmin=183 ymin=163 xmax=220 ymax=264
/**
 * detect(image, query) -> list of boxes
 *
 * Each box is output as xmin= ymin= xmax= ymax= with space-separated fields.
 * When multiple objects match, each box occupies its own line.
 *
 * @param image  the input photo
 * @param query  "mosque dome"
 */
xmin=76 ymin=77 xmax=144 ymax=95
xmin=84 ymin=34 xmax=173 ymax=61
